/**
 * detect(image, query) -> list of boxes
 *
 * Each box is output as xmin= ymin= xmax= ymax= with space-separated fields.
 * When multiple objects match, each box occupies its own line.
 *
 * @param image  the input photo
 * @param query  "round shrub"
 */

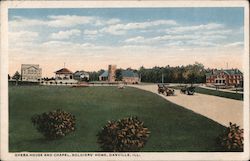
xmin=217 ymin=122 xmax=243 ymax=151
xmin=31 ymin=109 xmax=76 ymax=139
xmin=97 ymin=116 xmax=150 ymax=152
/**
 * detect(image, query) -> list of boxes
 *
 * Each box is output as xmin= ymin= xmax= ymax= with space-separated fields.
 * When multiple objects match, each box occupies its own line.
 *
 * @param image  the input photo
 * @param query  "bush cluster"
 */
xmin=217 ymin=122 xmax=243 ymax=151
xmin=31 ymin=109 xmax=76 ymax=139
xmin=97 ymin=116 xmax=150 ymax=152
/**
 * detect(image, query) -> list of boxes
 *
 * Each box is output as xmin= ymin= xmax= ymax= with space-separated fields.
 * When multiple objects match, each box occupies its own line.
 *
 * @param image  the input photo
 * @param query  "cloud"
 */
xmin=9 ymin=31 xmax=39 ymax=49
xmin=50 ymin=29 xmax=81 ymax=40
xmin=124 ymin=36 xmax=145 ymax=43
xmin=9 ymin=15 xmax=96 ymax=29
xmin=100 ymin=19 xmax=177 ymax=35
xmin=224 ymin=42 xmax=244 ymax=47
xmin=47 ymin=15 xmax=95 ymax=27
xmin=41 ymin=41 xmax=109 ymax=52
xmin=9 ymin=17 xmax=46 ymax=30
xmin=166 ymin=23 xmax=224 ymax=34
xmin=122 ymin=22 xmax=233 ymax=47
xmin=9 ymin=31 xmax=39 ymax=42
xmin=9 ymin=15 xmax=122 ymax=30
xmin=106 ymin=18 xmax=121 ymax=25
xmin=81 ymin=43 xmax=95 ymax=47
xmin=84 ymin=30 xmax=98 ymax=35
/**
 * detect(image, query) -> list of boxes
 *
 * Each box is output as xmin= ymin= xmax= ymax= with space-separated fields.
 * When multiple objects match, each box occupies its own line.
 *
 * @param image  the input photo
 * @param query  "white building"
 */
xmin=21 ymin=64 xmax=42 ymax=81
xmin=73 ymin=71 xmax=90 ymax=81
xmin=54 ymin=67 xmax=77 ymax=84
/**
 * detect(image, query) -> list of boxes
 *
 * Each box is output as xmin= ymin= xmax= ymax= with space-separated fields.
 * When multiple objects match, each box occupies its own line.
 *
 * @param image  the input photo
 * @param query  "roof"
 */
xmin=21 ymin=64 xmax=40 ymax=70
xmin=74 ymin=71 xmax=89 ymax=76
xmin=121 ymin=70 xmax=139 ymax=78
xmin=26 ymin=66 xmax=39 ymax=70
xmin=99 ymin=71 xmax=108 ymax=77
xmin=55 ymin=68 xmax=73 ymax=74
xmin=223 ymin=69 xmax=243 ymax=75
xmin=206 ymin=69 xmax=243 ymax=77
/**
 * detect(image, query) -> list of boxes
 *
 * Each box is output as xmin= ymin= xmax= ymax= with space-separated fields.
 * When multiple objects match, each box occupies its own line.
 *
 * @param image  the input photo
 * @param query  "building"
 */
xmin=108 ymin=65 xmax=116 ymax=82
xmin=21 ymin=64 xmax=42 ymax=81
xmin=55 ymin=68 xmax=73 ymax=80
xmin=99 ymin=65 xmax=141 ymax=84
xmin=99 ymin=71 xmax=109 ymax=81
xmin=121 ymin=70 xmax=140 ymax=84
xmin=73 ymin=71 xmax=89 ymax=81
xmin=206 ymin=69 xmax=243 ymax=87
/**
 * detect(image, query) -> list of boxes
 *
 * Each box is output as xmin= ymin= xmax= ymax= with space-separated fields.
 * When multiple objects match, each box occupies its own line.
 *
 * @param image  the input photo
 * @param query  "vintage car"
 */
xmin=157 ymin=84 xmax=175 ymax=96
xmin=180 ymin=85 xmax=195 ymax=95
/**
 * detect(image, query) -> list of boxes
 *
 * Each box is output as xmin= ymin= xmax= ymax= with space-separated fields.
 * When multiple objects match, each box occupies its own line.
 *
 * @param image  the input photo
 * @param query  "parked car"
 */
xmin=157 ymin=84 xmax=175 ymax=96
xmin=180 ymin=85 xmax=195 ymax=95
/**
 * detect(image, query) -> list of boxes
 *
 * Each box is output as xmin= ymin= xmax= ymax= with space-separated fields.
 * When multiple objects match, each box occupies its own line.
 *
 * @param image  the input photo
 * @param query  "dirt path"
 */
xmin=130 ymin=84 xmax=243 ymax=127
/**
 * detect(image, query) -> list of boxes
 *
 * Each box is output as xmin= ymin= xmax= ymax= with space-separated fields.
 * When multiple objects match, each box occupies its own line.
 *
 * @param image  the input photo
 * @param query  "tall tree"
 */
xmin=115 ymin=69 xmax=123 ymax=81
xmin=12 ymin=71 xmax=21 ymax=86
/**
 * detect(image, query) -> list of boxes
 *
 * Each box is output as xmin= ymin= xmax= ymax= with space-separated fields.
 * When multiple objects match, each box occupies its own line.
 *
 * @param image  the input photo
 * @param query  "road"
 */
xmin=129 ymin=84 xmax=243 ymax=127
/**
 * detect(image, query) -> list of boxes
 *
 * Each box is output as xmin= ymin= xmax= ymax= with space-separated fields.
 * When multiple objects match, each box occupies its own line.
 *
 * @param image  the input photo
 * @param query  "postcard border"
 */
xmin=1 ymin=1 xmax=249 ymax=161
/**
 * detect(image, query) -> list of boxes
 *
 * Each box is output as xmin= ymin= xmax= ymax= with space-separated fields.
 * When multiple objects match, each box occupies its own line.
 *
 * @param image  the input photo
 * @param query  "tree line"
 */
xmin=9 ymin=62 xmax=208 ymax=84
xmin=88 ymin=62 xmax=207 ymax=83
xmin=138 ymin=62 xmax=207 ymax=84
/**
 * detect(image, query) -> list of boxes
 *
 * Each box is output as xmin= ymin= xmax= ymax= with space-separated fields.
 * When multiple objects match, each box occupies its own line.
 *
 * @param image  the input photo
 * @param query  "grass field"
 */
xmin=9 ymin=85 xmax=226 ymax=152
xmin=172 ymin=86 xmax=243 ymax=100
xmin=195 ymin=87 xmax=243 ymax=100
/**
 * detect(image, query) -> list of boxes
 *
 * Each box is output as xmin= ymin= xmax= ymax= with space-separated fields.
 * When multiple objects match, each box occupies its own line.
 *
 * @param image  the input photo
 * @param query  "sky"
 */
xmin=8 ymin=8 xmax=244 ymax=77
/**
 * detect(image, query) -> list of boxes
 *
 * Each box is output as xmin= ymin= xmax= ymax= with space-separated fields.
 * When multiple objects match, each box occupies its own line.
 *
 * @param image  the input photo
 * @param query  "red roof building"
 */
xmin=55 ymin=68 xmax=73 ymax=80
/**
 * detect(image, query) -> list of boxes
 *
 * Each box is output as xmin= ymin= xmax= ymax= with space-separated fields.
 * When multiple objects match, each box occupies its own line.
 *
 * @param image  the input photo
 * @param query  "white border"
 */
xmin=1 ymin=1 xmax=249 ymax=161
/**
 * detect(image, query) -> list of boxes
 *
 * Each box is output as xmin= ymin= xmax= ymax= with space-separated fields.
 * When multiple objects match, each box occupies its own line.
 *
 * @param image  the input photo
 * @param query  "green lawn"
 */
xmin=9 ymin=85 xmax=226 ymax=152
xmin=195 ymin=87 xmax=243 ymax=100
xmin=172 ymin=86 xmax=243 ymax=100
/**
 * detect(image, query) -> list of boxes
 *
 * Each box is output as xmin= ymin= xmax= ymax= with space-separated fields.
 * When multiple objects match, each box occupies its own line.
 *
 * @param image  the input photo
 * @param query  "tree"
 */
xmin=8 ymin=74 xmax=10 ymax=80
xmin=115 ymin=69 xmax=123 ymax=81
xmin=12 ymin=71 xmax=21 ymax=86
xmin=89 ymin=69 xmax=105 ymax=81
xmin=182 ymin=62 xmax=206 ymax=84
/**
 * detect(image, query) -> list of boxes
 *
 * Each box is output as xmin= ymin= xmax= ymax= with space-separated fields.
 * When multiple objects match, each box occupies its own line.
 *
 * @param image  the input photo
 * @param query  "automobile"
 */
xmin=157 ymin=84 xmax=175 ymax=96
xmin=180 ymin=85 xmax=195 ymax=95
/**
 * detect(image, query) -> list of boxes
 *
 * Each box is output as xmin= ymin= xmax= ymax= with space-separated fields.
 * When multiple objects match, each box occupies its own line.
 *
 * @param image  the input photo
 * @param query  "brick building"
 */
xmin=206 ymin=69 xmax=243 ymax=87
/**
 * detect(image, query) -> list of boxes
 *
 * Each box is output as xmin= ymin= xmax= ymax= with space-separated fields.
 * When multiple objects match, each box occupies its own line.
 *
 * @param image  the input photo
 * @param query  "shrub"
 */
xmin=217 ymin=122 xmax=243 ymax=151
xmin=97 ymin=116 xmax=150 ymax=152
xmin=31 ymin=109 xmax=76 ymax=139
